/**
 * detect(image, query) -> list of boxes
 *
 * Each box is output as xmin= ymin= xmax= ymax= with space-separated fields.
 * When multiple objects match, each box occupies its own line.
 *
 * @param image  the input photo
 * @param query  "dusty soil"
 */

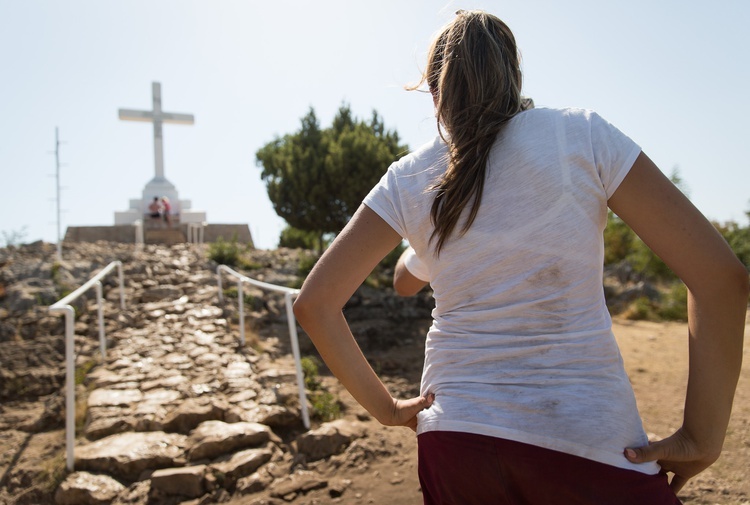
xmin=230 ymin=315 xmax=750 ymax=505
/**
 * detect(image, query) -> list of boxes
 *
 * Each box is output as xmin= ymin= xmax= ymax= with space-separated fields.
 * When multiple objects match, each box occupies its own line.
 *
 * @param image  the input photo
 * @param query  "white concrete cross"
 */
xmin=118 ymin=82 xmax=194 ymax=180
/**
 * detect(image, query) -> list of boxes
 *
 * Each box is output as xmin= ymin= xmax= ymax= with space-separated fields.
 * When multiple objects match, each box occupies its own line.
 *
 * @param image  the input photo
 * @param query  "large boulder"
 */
xmin=149 ymin=465 xmax=207 ymax=498
xmin=54 ymin=471 xmax=125 ymax=505
xmin=210 ymin=447 xmax=273 ymax=486
xmin=187 ymin=420 xmax=271 ymax=461
xmin=162 ymin=397 xmax=228 ymax=434
xmin=75 ymin=431 xmax=187 ymax=481
xmin=295 ymin=420 xmax=367 ymax=462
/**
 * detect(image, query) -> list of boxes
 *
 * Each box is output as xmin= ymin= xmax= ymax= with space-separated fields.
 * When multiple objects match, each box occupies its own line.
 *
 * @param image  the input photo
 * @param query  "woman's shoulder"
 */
xmin=511 ymin=106 xmax=611 ymax=136
xmin=519 ymin=106 xmax=599 ymax=121
xmin=391 ymin=135 xmax=447 ymax=174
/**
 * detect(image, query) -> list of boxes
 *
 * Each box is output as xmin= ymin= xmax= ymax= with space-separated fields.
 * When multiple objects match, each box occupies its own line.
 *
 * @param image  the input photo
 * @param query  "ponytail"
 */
xmin=412 ymin=11 xmax=523 ymax=254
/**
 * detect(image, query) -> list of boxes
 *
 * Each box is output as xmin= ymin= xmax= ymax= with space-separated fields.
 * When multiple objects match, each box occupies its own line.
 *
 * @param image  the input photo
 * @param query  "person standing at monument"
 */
xmin=161 ymin=196 xmax=172 ymax=228
xmin=148 ymin=197 xmax=162 ymax=220
xmin=292 ymin=9 xmax=748 ymax=504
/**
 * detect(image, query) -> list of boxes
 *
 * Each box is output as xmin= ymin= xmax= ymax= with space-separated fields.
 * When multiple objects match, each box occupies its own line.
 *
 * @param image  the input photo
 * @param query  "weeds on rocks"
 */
xmin=301 ymin=356 xmax=342 ymax=422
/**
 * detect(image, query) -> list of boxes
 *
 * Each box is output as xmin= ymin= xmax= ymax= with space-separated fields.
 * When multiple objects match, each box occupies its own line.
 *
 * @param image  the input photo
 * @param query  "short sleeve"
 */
xmin=363 ymin=164 xmax=407 ymax=238
xmin=589 ymin=112 xmax=642 ymax=199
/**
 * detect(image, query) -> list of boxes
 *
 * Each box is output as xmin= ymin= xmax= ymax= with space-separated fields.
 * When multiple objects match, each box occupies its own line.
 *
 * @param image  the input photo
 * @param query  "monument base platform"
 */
xmin=64 ymin=224 xmax=254 ymax=247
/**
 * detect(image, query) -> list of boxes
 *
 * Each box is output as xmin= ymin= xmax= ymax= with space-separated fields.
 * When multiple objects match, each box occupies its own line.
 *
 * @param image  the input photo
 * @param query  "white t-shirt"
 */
xmin=364 ymin=107 xmax=659 ymax=474
xmin=402 ymin=246 xmax=430 ymax=282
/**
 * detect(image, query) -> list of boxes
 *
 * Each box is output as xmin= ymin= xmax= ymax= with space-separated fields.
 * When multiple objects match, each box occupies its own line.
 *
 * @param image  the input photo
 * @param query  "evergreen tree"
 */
xmin=257 ymin=104 xmax=407 ymax=253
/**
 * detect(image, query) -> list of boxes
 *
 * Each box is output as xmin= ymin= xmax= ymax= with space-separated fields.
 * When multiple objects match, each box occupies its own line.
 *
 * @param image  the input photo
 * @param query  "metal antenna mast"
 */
xmin=55 ymin=127 xmax=62 ymax=261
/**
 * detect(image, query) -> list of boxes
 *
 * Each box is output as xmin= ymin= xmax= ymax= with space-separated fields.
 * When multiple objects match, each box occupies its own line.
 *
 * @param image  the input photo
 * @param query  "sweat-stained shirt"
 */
xmin=363 ymin=107 xmax=659 ymax=474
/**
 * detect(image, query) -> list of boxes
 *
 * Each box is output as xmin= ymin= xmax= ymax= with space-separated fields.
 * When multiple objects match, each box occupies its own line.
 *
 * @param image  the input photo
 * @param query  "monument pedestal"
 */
xmin=114 ymin=175 xmax=207 ymax=227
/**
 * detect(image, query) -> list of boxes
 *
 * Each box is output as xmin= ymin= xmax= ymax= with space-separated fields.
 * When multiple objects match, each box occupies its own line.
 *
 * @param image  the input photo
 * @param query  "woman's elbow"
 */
xmin=703 ymin=258 xmax=750 ymax=305
xmin=293 ymin=292 xmax=316 ymax=327
xmin=722 ymin=253 xmax=749 ymax=299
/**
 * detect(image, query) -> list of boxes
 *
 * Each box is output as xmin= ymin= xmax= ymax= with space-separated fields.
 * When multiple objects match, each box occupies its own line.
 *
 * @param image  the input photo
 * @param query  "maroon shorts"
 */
xmin=418 ymin=431 xmax=681 ymax=505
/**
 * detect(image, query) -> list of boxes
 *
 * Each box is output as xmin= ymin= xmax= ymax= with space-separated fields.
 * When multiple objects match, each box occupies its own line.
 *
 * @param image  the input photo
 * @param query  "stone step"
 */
xmin=145 ymin=228 xmax=186 ymax=245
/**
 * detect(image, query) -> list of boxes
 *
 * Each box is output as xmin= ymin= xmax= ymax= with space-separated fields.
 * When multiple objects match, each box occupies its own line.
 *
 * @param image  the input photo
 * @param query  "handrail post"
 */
xmin=237 ymin=277 xmax=245 ymax=346
xmin=285 ymin=292 xmax=310 ymax=429
xmin=117 ymin=261 xmax=125 ymax=310
xmin=217 ymin=265 xmax=225 ymax=303
xmin=60 ymin=306 xmax=75 ymax=471
xmin=95 ymin=281 xmax=106 ymax=358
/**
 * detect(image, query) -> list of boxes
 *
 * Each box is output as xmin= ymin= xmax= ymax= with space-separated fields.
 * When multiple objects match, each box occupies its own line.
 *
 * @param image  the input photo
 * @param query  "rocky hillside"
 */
xmin=0 ymin=241 xmax=433 ymax=505
xmin=0 ymin=239 xmax=667 ymax=505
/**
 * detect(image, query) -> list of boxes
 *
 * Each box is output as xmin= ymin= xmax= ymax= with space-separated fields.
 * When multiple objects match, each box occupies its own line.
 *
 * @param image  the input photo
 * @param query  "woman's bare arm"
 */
xmin=609 ymin=152 xmax=748 ymax=492
xmin=293 ymin=204 xmax=433 ymax=429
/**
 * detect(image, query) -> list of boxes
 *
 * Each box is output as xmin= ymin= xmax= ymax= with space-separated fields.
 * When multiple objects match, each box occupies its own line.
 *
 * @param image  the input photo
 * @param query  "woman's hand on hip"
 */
xmin=625 ymin=427 xmax=721 ymax=493
xmin=383 ymin=393 xmax=435 ymax=432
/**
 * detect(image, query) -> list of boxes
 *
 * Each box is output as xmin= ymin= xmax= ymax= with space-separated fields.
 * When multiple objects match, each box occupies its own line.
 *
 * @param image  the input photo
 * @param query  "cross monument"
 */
xmin=114 ymin=82 xmax=206 ymax=226
xmin=119 ymin=81 xmax=194 ymax=182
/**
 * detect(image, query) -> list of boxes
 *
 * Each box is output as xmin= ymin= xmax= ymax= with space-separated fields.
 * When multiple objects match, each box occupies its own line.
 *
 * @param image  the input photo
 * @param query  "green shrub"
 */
xmin=222 ymin=287 xmax=258 ymax=308
xmin=238 ymin=258 xmax=263 ymax=270
xmin=208 ymin=235 xmax=241 ymax=267
xmin=309 ymin=390 xmax=341 ymax=421
xmin=657 ymin=282 xmax=688 ymax=321
xmin=301 ymin=355 xmax=342 ymax=421
xmin=603 ymin=211 xmax=635 ymax=265
xmin=301 ymin=356 xmax=322 ymax=391
xmin=75 ymin=359 xmax=96 ymax=386
xmin=279 ymin=226 xmax=320 ymax=250
xmin=604 ymin=211 xmax=675 ymax=281
xmin=624 ymin=296 xmax=657 ymax=321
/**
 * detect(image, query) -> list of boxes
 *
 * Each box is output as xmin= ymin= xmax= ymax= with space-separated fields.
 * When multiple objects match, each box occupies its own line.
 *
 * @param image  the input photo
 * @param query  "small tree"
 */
xmin=257 ymin=104 xmax=407 ymax=254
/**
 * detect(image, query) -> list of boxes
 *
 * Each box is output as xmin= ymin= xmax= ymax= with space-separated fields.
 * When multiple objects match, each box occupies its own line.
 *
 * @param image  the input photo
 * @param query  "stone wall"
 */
xmin=64 ymin=224 xmax=253 ymax=246
xmin=64 ymin=226 xmax=137 ymax=244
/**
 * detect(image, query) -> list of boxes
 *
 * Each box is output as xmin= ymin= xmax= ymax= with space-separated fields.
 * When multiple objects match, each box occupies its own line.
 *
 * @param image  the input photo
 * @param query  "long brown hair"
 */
xmin=415 ymin=11 xmax=523 ymax=254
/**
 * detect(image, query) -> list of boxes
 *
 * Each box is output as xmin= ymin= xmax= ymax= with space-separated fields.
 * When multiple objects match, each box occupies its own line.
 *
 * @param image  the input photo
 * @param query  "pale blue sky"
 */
xmin=1 ymin=0 xmax=748 ymax=250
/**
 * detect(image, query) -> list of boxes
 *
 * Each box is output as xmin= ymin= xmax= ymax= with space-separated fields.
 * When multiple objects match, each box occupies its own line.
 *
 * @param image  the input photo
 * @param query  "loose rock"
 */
xmin=75 ymin=431 xmax=187 ymax=481
xmin=187 ymin=420 xmax=271 ymax=461
xmin=150 ymin=464 xmax=206 ymax=498
xmin=54 ymin=471 xmax=125 ymax=505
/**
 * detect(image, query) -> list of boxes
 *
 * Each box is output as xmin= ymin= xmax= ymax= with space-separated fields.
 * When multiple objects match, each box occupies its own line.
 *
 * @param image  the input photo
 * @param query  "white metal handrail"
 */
xmin=217 ymin=264 xmax=310 ymax=429
xmin=49 ymin=261 xmax=126 ymax=471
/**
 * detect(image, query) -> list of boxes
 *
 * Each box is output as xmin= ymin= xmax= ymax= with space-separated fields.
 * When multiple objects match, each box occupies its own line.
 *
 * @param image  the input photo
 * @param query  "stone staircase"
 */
xmin=44 ymin=244 xmax=370 ymax=504
xmin=0 ymin=242 xmax=429 ymax=505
